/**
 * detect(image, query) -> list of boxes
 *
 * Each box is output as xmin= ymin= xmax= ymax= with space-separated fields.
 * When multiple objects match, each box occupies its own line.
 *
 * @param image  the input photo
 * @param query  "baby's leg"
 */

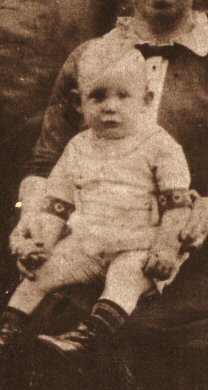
xmin=100 ymin=250 xmax=152 ymax=315
xmin=8 ymin=234 xmax=107 ymax=315
xmin=38 ymin=250 xmax=153 ymax=354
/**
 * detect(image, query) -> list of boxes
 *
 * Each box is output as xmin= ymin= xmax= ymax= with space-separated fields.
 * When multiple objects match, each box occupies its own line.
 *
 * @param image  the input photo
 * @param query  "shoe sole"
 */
xmin=35 ymin=337 xmax=94 ymax=379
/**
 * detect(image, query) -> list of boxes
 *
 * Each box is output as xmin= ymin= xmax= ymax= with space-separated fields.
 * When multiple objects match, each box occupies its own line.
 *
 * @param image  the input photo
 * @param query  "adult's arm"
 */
xmin=9 ymin=42 xmax=90 ymax=276
xmin=24 ymin=44 xmax=86 ymax=179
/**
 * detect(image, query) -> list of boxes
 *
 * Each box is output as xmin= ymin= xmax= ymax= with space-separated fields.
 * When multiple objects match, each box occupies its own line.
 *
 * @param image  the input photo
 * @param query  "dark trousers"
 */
xmin=122 ymin=245 xmax=208 ymax=389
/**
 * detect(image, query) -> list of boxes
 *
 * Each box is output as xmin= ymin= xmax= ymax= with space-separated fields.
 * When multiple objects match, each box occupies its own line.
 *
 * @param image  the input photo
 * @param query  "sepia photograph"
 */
xmin=1 ymin=1 xmax=208 ymax=389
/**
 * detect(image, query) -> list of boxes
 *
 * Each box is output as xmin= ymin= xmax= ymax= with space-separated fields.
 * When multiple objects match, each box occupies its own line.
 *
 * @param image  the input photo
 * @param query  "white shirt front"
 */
xmin=115 ymin=12 xmax=208 ymax=120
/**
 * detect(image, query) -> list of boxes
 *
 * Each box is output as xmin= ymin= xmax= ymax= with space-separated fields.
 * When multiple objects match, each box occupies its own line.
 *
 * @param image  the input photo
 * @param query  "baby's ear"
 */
xmin=70 ymin=88 xmax=83 ymax=114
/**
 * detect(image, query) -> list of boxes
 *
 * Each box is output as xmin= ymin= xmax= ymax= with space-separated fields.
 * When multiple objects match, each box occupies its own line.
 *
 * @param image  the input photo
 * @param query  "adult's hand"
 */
xmin=10 ymin=213 xmax=46 ymax=280
xmin=180 ymin=197 xmax=208 ymax=249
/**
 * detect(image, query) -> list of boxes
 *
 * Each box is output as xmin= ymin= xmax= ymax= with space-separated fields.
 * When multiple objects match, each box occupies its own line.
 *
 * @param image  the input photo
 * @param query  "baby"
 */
xmin=2 ymin=52 xmax=195 ymax=358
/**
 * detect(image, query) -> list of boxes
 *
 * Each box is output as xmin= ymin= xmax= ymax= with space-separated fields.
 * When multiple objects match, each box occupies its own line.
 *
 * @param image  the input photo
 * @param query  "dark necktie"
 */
xmin=135 ymin=43 xmax=176 ymax=59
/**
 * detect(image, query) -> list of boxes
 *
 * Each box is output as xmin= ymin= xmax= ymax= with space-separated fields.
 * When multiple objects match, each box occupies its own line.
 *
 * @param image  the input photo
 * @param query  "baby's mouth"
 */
xmin=102 ymin=120 xmax=120 ymax=128
xmin=100 ymin=116 xmax=121 ymax=128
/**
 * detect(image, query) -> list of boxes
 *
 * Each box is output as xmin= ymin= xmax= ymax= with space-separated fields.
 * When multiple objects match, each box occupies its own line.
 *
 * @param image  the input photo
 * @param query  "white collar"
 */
xmin=116 ymin=11 xmax=208 ymax=57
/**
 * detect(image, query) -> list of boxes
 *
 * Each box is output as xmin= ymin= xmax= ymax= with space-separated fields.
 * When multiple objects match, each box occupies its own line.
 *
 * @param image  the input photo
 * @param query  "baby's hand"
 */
xmin=15 ymin=239 xmax=47 ymax=280
xmin=143 ymin=249 xmax=176 ymax=281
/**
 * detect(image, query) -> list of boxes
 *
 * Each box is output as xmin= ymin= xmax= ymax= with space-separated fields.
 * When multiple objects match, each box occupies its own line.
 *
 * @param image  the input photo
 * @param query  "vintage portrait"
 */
xmin=1 ymin=1 xmax=208 ymax=389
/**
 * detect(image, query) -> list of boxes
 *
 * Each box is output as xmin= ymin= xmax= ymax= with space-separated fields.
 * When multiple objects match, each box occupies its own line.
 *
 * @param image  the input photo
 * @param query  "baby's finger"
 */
xmin=33 ymin=241 xmax=44 ymax=247
xmin=183 ymin=225 xmax=206 ymax=248
xmin=143 ymin=261 xmax=159 ymax=278
xmin=16 ymin=260 xmax=36 ymax=280
xmin=38 ymin=253 xmax=47 ymax=262
xmin=152 ymin=267 xmax=171 ymax=281
xmin=23 ymin=247 xmax=46 ymax=259
xmin=178 ymin=252 xmax=189 ymax=265
xmin=189 ymin=233 xmax=207 ymax=249
xmin=180 ymin=207 xmax=203 ymax=238
xmin=189 ymin=218 xmax=205 ymax=237
xmin=29 ymin=251 xmax=47 ymax=259
xmin=30 ymin=253 xmax=47 ymax=265
xmin=29 ymin=254 xmax=39 ymax=261
xmin=180 ymin=219 xmax=197 ymax=241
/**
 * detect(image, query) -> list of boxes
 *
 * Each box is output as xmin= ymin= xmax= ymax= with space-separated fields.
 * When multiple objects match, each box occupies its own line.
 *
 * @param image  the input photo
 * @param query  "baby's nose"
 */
xmin=101 ymin=98 xmax=118 ymax=113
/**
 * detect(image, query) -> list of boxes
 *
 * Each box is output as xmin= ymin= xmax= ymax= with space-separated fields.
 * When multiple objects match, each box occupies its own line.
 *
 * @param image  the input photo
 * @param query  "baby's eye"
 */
xmin=118 ymin=90 xmax=130 ymax=99
xmin=88 ymin=88 xmax=107 ymax=102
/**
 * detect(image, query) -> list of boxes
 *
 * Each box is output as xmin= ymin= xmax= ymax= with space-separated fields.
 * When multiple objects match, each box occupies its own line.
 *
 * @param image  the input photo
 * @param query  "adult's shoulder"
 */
xmin=62 ymin=37 xmax=103 ymax=71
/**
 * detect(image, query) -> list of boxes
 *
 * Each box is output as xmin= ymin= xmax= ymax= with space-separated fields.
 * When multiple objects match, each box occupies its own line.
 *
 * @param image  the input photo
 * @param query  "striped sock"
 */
xmin=2 ymin=307 xmax=29 ymax=327
xmin=91 ymin=299 xmax=128 ymax=334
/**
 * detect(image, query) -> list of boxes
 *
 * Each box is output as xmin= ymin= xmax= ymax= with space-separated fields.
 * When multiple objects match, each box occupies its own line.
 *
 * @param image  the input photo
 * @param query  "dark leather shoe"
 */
xmin=0 ymin=322 xmax=20 ymax=348
xmin=38 ymin=321 xmax=139 ymax=390
xmin=38 ymin=320 xmax=98 ymax=363
xmin=0 ymin=322 xmax=20 ymax=389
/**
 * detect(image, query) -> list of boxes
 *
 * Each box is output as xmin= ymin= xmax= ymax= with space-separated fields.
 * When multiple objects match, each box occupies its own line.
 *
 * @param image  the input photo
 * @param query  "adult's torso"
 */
xmin=157 ymin=46 xmax=208 ymax=196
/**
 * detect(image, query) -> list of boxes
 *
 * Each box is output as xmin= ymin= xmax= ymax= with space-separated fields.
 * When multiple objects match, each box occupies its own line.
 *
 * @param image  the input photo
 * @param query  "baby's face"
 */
xmin=82 ymin=73 xmax=146 ymax=139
